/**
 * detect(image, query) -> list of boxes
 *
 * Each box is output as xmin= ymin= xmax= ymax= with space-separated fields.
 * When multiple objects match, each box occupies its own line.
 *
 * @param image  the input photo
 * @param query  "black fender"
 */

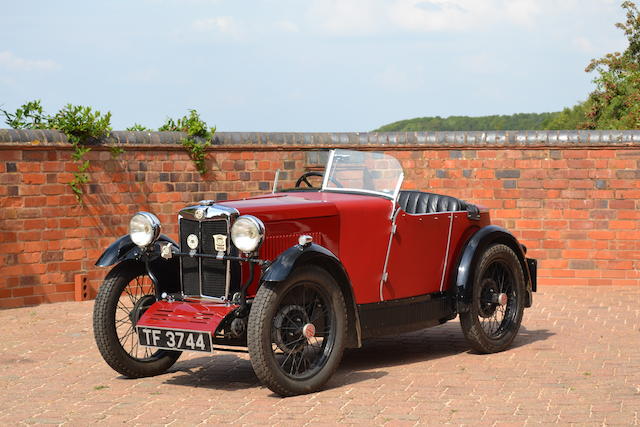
xmin=95 ymin=234 xmax=181 ymax=295
xmin=455 ymin=225 xmax=533 ymax=312
xmin=262 ymin=243 xmax=362 ymax=348
xmin=95 ymin=234 xmax=178 ymax=267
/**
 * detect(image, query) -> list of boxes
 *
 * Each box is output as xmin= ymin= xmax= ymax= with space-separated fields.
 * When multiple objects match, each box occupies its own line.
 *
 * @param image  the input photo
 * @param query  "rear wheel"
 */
xmin=247 ymin=266 xmax=347 ymax=396
xmin=460 ymin=244 xmax=525 ymax=353
xmin=93 ymin=260 xmax=181 ymax=378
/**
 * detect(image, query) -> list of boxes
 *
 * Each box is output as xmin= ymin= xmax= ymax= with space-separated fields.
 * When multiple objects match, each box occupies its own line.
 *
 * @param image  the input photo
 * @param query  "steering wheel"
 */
xmin=295 ymin=172 xmax=342 ymax=189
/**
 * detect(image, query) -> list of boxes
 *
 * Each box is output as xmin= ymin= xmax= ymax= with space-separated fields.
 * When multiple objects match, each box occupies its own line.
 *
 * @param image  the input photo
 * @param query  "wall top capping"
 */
xmin=1 ymin=128 xmax=640 ymax=148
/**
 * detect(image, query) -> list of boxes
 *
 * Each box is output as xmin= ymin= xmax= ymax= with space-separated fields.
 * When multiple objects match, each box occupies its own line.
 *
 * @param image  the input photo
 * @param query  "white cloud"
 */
xmin=503 ymin=0 xmax=540 ymax=28
xmin=572 ymin=36 xmax=596 ymax=54
xmin=373 ymin=64 xmax=425 ymax=92
xmin=308 ymin=0 xmax=383 ymax=35
xmin=275 ymin=20 xmax=300 ymax=33
xmin=144 ymin=0 xmax=222 ymax=4
xmin=0 ymin=51 xmax=60 ymax=72
xmin=459 ymin=52 xmax=507 ymax=75
xmin=389 ymin=0 xmax=474 ymax=32
xmin=305 ymin=0 xmax=600 ymax=35
xmin=192 ymin=16 xmax=243 ymax=38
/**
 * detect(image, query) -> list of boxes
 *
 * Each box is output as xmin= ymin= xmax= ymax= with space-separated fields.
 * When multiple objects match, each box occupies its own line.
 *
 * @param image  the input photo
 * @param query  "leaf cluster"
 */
xmin=160 ymin=110 xmax=215 ymax=175
xmin=1 ymin=100 xmax=48 ymax=130
xmin=49 ymin=104 xmax=112 ymax=143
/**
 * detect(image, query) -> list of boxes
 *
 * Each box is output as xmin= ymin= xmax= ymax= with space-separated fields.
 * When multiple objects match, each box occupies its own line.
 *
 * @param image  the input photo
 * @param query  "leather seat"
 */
xmin=398 ymin=190 xmax=469 ymax=214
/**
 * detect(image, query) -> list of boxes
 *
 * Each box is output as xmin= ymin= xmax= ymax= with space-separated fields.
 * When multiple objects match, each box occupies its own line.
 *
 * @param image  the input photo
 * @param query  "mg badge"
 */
xmin=186 ymin=234 xmax=199 ymax=249
xmin=213 ymin=234 xmax=227 ymax=252
xmin=194 ymin=209 xmax=205 ymax=220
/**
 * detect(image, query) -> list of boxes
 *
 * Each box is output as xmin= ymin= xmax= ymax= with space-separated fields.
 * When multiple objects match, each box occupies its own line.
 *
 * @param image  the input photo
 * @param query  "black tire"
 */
xmin=460 ymin=244 xmax=525 ymax=353
xmin=93 ymin=260 xmax=181 ymax=378
xmin=247 ymin=266 xmax=347 ymax=396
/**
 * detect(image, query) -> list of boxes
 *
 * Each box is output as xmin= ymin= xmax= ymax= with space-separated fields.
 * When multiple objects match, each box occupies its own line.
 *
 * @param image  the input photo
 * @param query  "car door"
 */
xmin=382 ymin=210 xmax=456 ymax=300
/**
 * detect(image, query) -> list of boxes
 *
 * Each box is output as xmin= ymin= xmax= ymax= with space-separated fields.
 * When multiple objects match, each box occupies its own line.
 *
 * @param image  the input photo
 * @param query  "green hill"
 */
xmin=374 ymin=112 xmax=561 ymax=132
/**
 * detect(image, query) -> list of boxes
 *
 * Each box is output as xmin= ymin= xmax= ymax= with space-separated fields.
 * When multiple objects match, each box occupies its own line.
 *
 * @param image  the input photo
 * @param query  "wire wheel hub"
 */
xmin=273 ymin=304 xmax=310 ymax=353
xmin=302 ymin=323 xmax=316 ymax=339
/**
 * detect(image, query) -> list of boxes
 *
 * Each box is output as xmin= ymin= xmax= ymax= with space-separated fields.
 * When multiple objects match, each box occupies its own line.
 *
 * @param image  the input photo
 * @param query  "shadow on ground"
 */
xmin=160 ymin=322 xmax=554 ymax=393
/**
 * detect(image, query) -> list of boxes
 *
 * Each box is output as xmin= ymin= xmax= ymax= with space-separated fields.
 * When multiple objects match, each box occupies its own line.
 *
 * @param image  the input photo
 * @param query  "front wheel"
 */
xmin=460 ymin=244 xmax=525 ymax=353
xmin=247 ymin=266 xmax=347 ymax=396
xmin=93 ymin=260 xmax=181 ymax=378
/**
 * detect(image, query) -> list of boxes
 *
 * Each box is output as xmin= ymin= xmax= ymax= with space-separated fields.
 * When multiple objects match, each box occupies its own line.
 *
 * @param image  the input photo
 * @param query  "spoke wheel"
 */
xmin=460 ymin=244 xmax=525 ymax=353
xmin=93 ymin=260 xmax=181 ymax=378
xmin=248 ymin=266 xmax=346 ymax=396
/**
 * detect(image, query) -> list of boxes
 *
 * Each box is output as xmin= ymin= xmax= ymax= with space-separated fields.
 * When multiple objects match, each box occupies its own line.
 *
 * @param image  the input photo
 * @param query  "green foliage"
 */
xmin=48 ymin=104 xmax=113 ymax=202
xmin=49 ymin=104 xmax=112 ymax=143
xmin=374 ymin=112 xmax=559 ymax=132
xmin=160 ymin=110 xmax=214 ymax=174
xmin=2 ymin=100 xmax=114 ymax=203
xmin=126 ymin=123 xmax=151 ymax=131
xmin=1 ymin=99 xmax=48 ymax=129
xmin=581 ymin=1 xmax=640 ymax=129
xmin=541 ymin=103 xmax=588 ymax=130
xmin=109 ymin=145 xmax=125 ymax=157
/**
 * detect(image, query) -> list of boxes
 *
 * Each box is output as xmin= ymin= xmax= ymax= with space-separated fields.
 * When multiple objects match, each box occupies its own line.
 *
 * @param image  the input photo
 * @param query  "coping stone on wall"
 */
xmin=2 ymin=128 xmax=640 ymax=149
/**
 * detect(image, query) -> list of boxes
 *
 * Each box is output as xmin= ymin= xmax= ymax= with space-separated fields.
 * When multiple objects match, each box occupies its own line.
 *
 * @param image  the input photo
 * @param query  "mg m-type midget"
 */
xmin=93 ymin=149 xmax=537 ymax=396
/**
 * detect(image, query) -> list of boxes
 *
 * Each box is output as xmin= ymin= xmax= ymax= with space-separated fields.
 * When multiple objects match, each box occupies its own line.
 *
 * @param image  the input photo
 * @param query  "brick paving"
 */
xmin=0 ymin=286 xmax=638 ymax=426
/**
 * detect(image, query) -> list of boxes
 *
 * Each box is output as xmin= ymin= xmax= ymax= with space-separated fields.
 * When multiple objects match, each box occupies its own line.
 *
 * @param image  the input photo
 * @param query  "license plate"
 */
xmin=137 ymin=327 xmax=213 ymax=353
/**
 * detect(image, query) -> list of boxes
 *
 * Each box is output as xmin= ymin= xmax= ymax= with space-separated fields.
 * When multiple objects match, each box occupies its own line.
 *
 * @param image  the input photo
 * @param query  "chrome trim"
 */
xmin=379 ymin=205 xmax=400 ymax=302
xmin=224 ymin=218 xmax=231 ymax=298
xmin=160 ymin=242 xmax=173 ymax=259
xmin=321 ymin=149 xmax=335 ymax=190
xmin=272 ymin=169 xmax=280 ymax=193
xmin=129 ymin=211 xmax=162 ymax=247
xmin=178 ymin=202 xmax=239 ymax=301
xmin=183 ymin=295 xmax=228 ymax=303
xmin=230 ymin=215 xmax=265 ymax=254
xmin=390 ymin=172 xmax=404 ymax=219
xmin=298 ymin=234 xmax=313 ymax=246
xmin=439 ymin=213 xmax=455 ymax=292
xmin=179 ymin=204 xmax=239 ymax=220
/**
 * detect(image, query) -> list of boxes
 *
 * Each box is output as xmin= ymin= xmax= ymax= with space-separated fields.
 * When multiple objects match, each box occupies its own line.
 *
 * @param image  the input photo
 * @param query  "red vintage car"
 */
xmin=93 ymin=149 xmax=537 ymax=396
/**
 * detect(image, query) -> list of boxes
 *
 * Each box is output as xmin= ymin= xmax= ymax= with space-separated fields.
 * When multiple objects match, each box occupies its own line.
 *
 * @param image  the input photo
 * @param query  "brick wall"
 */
xmin=1 ymin=129 xmax=639 ymax=308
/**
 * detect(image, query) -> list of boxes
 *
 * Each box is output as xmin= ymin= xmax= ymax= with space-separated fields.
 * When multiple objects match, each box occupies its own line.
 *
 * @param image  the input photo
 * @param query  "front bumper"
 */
xmin=136 ymin=300 xmax=238 ymax=335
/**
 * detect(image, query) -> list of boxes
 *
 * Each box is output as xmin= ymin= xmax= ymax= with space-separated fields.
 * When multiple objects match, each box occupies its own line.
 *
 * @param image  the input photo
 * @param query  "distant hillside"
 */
xmin=374 ymin=112 xmax=561 ymax=132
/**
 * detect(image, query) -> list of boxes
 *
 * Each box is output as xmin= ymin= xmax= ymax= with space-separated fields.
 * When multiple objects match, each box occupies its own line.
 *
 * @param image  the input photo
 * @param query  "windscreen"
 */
xmin=322 ymin=149 xmax=404 ymax=199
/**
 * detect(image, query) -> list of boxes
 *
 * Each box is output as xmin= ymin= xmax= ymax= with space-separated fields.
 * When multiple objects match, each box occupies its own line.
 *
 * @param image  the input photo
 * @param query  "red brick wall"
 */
xmin=1 ymin=130 xmax=639 ymax=308
xmin=0 ymin=144 xmax=308 ymax=308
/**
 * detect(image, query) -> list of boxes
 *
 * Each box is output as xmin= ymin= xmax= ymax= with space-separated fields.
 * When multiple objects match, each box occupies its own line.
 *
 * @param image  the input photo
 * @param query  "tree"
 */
xmin=581 ymin=1 xmax=640 ymax=129
xmin=541 ymin=103 xmax=588 ymax=130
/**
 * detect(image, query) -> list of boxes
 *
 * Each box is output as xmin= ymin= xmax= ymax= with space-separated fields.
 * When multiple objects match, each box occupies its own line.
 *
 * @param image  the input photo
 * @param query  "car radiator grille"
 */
xmin=179 ymin=218 xmax=228 ymax=298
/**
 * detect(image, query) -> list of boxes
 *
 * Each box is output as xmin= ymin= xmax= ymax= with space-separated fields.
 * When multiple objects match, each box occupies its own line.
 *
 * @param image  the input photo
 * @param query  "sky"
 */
xmin=0 ymin=0 xmax=629 ymax=131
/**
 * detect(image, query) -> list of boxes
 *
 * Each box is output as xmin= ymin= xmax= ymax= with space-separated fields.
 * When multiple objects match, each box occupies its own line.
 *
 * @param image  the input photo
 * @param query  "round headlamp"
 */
xmin=129 ymin=212 xmax=161 ymax=247
xmin=230 ymin=215 xmax=265 ymax=254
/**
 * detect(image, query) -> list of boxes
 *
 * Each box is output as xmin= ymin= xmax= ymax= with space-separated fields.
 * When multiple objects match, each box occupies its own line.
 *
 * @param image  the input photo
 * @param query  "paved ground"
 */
xmin=0 ymin=286 xmax=638 ymax=426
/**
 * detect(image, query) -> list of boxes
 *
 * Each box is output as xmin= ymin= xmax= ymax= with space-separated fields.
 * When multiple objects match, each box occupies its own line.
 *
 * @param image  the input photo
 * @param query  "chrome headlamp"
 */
xmin=230 ymin=215 xmax=265 ymax=254
xmin=129 ymin=212 xmax=161 ymax=247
